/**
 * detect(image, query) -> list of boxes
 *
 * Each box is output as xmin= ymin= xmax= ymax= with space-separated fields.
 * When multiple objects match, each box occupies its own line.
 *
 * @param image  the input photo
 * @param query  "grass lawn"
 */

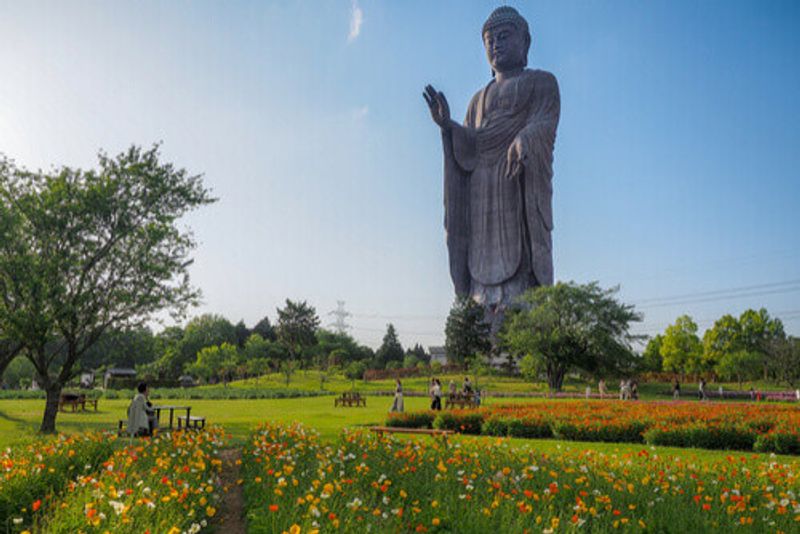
xmin=228 ymin=370 xmax=792 ymax=399
xmin=2 ymin=396 xmax=797 ymax=465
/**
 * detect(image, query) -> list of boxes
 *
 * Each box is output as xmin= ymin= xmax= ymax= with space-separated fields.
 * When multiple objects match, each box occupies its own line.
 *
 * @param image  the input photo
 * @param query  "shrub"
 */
xmin=482 ymin=416 xmax=510 ymax=436
xmin=644 ymin=423 xmax=757 ymax=451
xmin=433 ymin=411 xmax=484 ymax=434
xmin=753 ymin=427 xmax=800 ymax=455
xmin=507 ymin=417 xmax=553 ymax=439
xmin=386 ymin=411 xmax=436 ymax=429
xmin=553 ymin=420 xmax=647 ymax=443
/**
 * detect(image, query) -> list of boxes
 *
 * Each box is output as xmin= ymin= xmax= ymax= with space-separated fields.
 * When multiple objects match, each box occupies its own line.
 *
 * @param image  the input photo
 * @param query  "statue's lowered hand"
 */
xmin=506 ymin=137 xmax=526 ymax=178
xmin=423 ymin=85 xmax=452 ymax=131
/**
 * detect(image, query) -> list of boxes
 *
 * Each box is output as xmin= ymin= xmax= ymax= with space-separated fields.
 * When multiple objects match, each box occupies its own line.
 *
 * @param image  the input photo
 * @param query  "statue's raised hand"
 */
xmin=423 ymin=85 xmax=452 ymax=131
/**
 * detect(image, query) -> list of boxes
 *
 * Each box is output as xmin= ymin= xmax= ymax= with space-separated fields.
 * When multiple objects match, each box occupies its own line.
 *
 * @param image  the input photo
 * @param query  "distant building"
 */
xmin=103 ymin=368 xmax=137 ymax=389
xmin=428 ymin=346 xmax=448 ymax=366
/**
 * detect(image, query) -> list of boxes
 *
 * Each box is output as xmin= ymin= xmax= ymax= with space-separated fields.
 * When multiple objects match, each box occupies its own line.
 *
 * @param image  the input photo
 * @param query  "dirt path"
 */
xmin=217 ymin=448 xmax=246 ymax=534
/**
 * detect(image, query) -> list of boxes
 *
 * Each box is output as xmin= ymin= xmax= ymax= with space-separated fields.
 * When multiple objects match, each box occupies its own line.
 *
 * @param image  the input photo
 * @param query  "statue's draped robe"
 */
xmin=442 ymin=69 xmax=560 ymax=319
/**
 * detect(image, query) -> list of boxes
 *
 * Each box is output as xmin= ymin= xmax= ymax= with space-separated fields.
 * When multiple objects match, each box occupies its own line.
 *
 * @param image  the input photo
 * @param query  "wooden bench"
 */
xmin=369 ymin=426 xmax=454 ymax=446
xmin=335 ymin=392 xmax=367 ymax=407
xmin=177 ymin=415 xmax=206 ymax=430
xmin=445 ymin=393 xmax=477 ymax=410
xmin=59 ymin=393 xmax=98 ymax=412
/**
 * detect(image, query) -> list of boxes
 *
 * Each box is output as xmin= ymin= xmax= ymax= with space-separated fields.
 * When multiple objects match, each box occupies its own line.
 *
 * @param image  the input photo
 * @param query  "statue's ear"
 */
xmin=524 ymin=33 xmax=532 ymax=65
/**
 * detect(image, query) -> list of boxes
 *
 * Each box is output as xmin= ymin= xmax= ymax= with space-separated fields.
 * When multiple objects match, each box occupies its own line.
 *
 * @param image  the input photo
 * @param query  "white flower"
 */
xmin=12 ymin=518 xmax=22 ymax=525
xmin=108 ymin=500 xmax=125 ymax=516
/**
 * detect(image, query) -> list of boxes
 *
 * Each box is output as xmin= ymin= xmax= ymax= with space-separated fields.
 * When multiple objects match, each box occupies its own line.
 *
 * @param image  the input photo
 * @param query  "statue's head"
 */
xmin=482 ymin=6 xmax=531 ymax=74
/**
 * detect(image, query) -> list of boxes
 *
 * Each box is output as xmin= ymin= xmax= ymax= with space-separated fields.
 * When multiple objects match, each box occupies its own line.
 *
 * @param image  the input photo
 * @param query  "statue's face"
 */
xmin=483 ymin=22 xmax=527 ymax=73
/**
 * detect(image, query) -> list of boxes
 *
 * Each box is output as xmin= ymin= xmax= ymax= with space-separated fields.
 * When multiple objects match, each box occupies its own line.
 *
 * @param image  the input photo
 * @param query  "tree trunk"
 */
xmin=547 ymin=365 xmax=566 ymax=392
xmin=40 ymin=384 xmax=62 ymax=434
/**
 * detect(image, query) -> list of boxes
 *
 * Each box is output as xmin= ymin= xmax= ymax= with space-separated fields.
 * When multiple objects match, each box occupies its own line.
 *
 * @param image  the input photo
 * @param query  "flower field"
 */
xmin=0 ymin=429 xmax=226 ymax=534
xmin=386 ymin=401 xmax=800 ymax=454
xmin=1 ymin=433 xmax=116 ymax=533
xmin=242 ymin=422 xmax=800 ymax=533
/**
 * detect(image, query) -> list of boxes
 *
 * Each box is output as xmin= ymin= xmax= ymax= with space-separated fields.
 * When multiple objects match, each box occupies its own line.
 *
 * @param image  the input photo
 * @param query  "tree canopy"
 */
xmin=0 ymin=145 xmax=214 ymax=431
xmin=501 ymin=282 xmax=642 ymax=391
xmin=445 ymin=296 xmax=491 ymax=367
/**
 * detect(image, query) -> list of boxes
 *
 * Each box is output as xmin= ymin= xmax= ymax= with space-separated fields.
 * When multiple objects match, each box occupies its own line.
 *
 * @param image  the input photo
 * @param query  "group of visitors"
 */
xmin=619 ymin=379 xmax=639 ymax=400
xmin=388 ymin=376 xmax=481 ymax=413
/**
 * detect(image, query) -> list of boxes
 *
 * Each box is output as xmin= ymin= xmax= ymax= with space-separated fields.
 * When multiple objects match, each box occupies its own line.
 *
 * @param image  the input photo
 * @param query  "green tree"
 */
xmin=702 ymin=314 xmax=741 ymax=370
xmin=641 ymin=334 xmax=664 ymax=372
xmin=276 ymin=299 xmax=320 ymax=364
xmin=251 ymin=315 xmax=276 ymax=341
xmin=0 ymin=145 xmax=214 ymax=432
xmin=445 ymin=296 xmax=492 ymax=367
xmin=156 ymin=314 xmax=237 ymax=379
xmin=374 ymin=324 xmax=404 ymax=369
xmin=1 ymin=354 xmax=34 ymax=388
xmin=714 ymin=350 xmax=761 ymax=388
xmin=280 ymin=359 xmax=298 ymax=386
xmin=767 ymin=336 xmax=800 ymax=388
xmin=660 ymin=315 xmax=703 ymax=378
xmin=344 ymin=361 xmax=366 ymax=386
xmin=405 ymin=343 xmax=429 ymax=364
xmin=518 ymin=353 xmax=544 ymax=384
xmin=185 ymin=342 xmax=240 ymax=385
xmin=0 ymin=338 xmax=23 ymax=383
xmin=501 ymin=282 xmax=641 ymax=392
xmin=738 ymin=308 xmax=784 ymax=380
xmin=80 ymin=327 xmax=158 ymax=371
xmin=234 ymin=320 xmax=250 ymax=348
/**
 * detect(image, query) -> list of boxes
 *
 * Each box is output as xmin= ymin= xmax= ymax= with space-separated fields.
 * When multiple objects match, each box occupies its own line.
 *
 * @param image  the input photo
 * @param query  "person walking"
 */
xmin=672 ymin=379 xmax=681 ymax=400
xmin=432 ymin=378 xmax=442 ymax=410
xmin=390 ymin=378 xmax=404 ymax=412
xmin=698 ymin=378 xmax=707 ymax=401
xmin=598 ymin=379 xmax=607 ymax=399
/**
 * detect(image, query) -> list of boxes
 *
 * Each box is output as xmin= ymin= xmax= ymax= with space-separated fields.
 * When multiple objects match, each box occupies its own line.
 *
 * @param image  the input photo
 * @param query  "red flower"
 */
xmin=32 ymin=499 xmax=42 ymax=512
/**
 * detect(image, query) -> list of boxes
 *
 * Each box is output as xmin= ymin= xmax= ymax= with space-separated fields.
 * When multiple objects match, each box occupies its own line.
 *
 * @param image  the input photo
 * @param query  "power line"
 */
xmin=633 ymin=278 xmax=800 ymax=305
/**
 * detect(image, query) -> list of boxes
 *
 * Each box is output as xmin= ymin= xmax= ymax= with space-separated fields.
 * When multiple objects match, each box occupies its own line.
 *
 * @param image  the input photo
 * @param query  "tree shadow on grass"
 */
xmin=0 ymin=409 xmax=26 ymax=423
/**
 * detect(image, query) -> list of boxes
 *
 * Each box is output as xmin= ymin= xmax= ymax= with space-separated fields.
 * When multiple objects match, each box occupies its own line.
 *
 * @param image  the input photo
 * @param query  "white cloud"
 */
xmin=348 ymin=0 xmax=363 ymax=43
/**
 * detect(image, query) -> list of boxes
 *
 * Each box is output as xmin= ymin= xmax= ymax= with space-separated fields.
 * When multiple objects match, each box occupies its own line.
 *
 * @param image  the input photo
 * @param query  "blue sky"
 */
xmin=1 ymin=1 xmax=798 ymax=348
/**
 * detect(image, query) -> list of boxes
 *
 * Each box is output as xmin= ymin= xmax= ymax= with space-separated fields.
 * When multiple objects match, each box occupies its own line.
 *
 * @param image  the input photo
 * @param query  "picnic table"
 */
xmin=59 ymin=393 xmax=99 ymax=412
xmin=335 ymin=392 xmax=366 ymax=407
xmin=117 ymin=404 xmax=206 ymax=435
xmin=154 ymin=405 xmax=192 ymax=430
xmin=445 ymin=393 xmax=477 ymax=410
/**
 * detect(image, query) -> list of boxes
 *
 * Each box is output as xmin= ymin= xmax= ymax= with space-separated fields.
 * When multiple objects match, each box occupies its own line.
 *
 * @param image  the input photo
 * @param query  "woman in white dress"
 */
xmin=390 ymin=379 xmax=404 ymax=412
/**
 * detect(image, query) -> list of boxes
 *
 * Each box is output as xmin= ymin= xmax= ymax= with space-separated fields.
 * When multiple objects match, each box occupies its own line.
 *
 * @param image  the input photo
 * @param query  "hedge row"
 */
xmin=385 ymin=408 xmax=800 ymax=455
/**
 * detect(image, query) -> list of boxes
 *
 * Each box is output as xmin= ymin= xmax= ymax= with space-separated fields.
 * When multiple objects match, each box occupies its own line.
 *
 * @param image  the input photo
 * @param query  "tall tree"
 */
xmin=445 ymin=296 xmax=492 ymax=367
xmin=156 ymin=313 xmax=237 ymax=379
xmin=501 ymin=282 xmax=641 ymax=391
xmin=702 ymin=314 xmax=741 ymax=370
xmin=275 ymin=299 xmax=320 ymax=363
xmin=767 ymin=336 xmax=800 ymax=388
xmin=659 ymin=315 xmax=703 ymax=378
xmin=251 ymin=315 xmax=277 ymax=341
xmin=737 ymin=308 xmax=784 ymax=379
xmin=80 ymin=327 xmax=158 ymax=370
xmin=0 ymin=145 xmax=214 ymax=432
xmin=234 ymin=320 xmax=251 ymax=348
xmin=374 ymin=324 xmax=404 ymax=369
xmin=640 ymin=334 xmax=664 ymax=372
